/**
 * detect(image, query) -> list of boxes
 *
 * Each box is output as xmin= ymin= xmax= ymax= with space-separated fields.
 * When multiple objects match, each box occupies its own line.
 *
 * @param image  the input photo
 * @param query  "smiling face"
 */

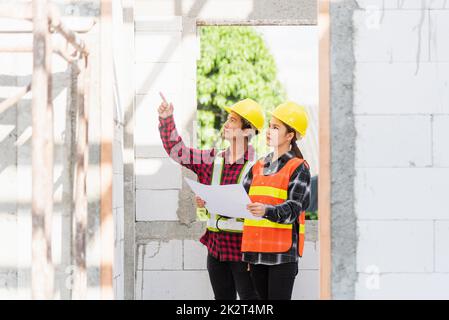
xmin=266 ymin=116 xmax=295 ymax=148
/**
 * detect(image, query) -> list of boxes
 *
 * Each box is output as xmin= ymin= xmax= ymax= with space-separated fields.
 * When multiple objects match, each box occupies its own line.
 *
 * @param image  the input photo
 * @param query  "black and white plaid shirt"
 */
xmin=242 ymin=150 xmax=311 ymax=265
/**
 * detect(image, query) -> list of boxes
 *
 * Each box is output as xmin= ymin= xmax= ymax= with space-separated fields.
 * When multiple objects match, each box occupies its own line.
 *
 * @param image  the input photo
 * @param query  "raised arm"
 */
xmin=157 ymin=92 xmax=215 ymax=175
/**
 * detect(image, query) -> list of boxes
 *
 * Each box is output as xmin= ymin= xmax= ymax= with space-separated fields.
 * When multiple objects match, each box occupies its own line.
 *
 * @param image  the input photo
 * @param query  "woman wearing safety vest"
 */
xmin=242 ymin=101 xmax=311 ymax=300
xmin=157 ymin=92 xmax=262 ymax=300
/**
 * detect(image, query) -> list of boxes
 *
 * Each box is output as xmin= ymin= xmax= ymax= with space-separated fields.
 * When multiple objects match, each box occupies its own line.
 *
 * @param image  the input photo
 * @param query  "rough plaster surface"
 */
xmin=330 ymin=0 xmax=358 ymax=300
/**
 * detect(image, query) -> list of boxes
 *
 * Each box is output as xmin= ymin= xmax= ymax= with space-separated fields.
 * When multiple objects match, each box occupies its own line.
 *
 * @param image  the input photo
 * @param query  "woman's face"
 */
xmin=266 ymin=116 xmax=294 ymax=148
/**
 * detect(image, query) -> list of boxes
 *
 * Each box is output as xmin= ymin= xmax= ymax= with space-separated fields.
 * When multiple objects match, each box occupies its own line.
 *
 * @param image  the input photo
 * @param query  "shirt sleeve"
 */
xmin=158 ymin=115 xmax=215 ymax=175
xmin=263 ymin=163 xmax=311 ymax=224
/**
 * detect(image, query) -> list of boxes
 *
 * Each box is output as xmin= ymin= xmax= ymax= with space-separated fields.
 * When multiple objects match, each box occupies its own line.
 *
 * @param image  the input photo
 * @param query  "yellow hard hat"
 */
xmin=270 ymin=101 xmax=309 ymax=137
xmin=224 ymin=98 xmax=265 ymax=130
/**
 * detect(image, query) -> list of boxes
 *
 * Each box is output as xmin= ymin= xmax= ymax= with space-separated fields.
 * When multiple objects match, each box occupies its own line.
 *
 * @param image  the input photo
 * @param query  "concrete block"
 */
xmin=353 ymin=9 xmax=429 ymax=62
xmin=429 ymin=0 xmax=449 ymax=8
xmin=356 ymin=273 xmax=449 ymax=299
xmin=113 ymin=174 xmax=124 ymax=209
xmin=430 ymin=11 xmax=449 ymax=62
xmin=398 ymin=0 xmax=449 ymax=9
xmin=0 ymin=215 xmax=17 ymax=268
xmin=134 ymin=0 xmax=316 ymax=22
xmin=183 ymin=240 xmax=208 ymax=270
xmin=117 ymin=207 xmax=124 ymax=242
xmin=135 ymin=32 xmax=183 ymax=63
xmin=355 ymin=115 xmax=432 ymax=167
xmin=0 ymin=166 xmax=17 ymax=214
xmin=435 ymin=221 xmax=449 ymax=272
xmin=138 ymin=240 xmax=183 ymax=270
xmin=357 ymin=221 xmax=433 ymax=273
xmin=135 ymin=145 xmax=169 ymax=158
xmin=355 ymin=168 xmax=449 ymax=220
xmin=113 ymin=140 xmax=124 ymax=175
xmin=397 ymin=0 xmax=427 ymax=8
xmin=291 ymin=270 xmax=319 ymax=300
xmin=433 ymin=115 xmax=449 ymax=167
xmin=115 ymin=275 xmax=125 ymax=300
xmin=135 ymin=62 xmax=183 ymax=94
xmin=0 ymin=270 xmax=17 ymax=300
xmin=136 ymin=158 xmax=182 ymax=189
xmin=354 ymin=62 xmax=449 ymax=115
xmin=135 ymin=16 xmax=183 ymax=32
xmin=135 ymin=271 xmax=143 ymax=300
xmin=355 ymin=0 xmax=399 ymax=9
xmin=138 ymin=270 xmax=213 ymax=300
xmin=114 ymin=239 xmax=123 ymax=278
xmin=299 ymin=241 xmax=320 ymax=270
xmin=136 ymin=189 xmax=179 ymax=221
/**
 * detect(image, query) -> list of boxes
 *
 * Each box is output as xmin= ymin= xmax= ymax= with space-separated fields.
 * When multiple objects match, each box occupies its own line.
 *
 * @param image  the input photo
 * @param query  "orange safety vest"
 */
xmin=241 ymin=157 xmax=308 ymax=257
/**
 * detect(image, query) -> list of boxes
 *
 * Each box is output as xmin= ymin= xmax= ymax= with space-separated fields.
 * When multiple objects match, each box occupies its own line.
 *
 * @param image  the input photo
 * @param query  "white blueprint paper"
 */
xmin=185 ymin=178 xmax=261 ymax=220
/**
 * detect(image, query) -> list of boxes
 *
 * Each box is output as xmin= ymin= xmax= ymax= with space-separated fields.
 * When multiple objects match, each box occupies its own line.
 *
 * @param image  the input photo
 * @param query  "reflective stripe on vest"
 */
xmin=205 ymin=153 xmax=254 ymax=233
xmin=242 ymin=157 xmax=307 ymax=256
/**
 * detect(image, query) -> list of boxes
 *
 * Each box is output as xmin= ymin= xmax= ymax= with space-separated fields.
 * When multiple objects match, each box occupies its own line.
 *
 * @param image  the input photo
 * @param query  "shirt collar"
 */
xmin=264 ymin=150 xmax=295 ymax=166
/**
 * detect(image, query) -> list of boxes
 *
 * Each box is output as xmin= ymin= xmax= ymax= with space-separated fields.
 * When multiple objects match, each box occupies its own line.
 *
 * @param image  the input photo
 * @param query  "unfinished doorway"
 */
xmin=129 ymin=0 xmax=328 ymax=300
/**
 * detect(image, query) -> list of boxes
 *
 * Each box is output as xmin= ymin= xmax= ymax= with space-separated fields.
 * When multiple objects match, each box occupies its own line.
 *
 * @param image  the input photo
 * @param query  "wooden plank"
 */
xmin=100 ymin=0 xmax=114 ymax=300
xmin=31 ymin=0 xmax=54 ymax=300
xmin=318 ymin=0 xmax=332 ymax=300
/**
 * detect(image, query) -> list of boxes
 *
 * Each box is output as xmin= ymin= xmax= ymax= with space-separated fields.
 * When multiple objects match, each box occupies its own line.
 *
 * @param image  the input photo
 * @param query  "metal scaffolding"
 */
xmin=0 ymin=1 xmax=106 ymax=299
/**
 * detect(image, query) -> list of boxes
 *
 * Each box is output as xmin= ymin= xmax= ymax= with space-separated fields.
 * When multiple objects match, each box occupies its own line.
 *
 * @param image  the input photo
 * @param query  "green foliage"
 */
xmin=305 ymin=210 xmax=318 ymax=221
xmin=197 ymin=26 xmax=285 ymax=150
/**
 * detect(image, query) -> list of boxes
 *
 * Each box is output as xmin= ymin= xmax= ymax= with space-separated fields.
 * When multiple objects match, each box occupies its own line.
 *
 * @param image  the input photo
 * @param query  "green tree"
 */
xmin=197 ymin=26 xmax=285 ymax=150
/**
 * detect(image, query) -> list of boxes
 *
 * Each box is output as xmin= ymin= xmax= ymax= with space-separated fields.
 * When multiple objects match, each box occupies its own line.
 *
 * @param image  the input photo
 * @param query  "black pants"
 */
xmin=249 ymin=262 xmax=298 ymax=300
xmin=207 ymin=254 xmax=258 ymax=300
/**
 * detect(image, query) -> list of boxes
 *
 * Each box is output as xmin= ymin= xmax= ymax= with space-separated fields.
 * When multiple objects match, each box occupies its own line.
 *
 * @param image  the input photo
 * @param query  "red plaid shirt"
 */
xmin=159 ymin=115 xmax=254 ymax=262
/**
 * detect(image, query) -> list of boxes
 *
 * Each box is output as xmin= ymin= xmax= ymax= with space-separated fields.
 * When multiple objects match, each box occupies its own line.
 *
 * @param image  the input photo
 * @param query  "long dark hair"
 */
xmin=285 ymin=124 xmax=303 ymax=159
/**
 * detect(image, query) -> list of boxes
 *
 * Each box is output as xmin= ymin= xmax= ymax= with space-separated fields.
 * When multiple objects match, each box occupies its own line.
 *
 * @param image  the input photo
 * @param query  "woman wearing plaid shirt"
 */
xmin=242 ymin=102 xmax=311 ymax=300
xmin=157 ymin=92 xmax=262 ymax=300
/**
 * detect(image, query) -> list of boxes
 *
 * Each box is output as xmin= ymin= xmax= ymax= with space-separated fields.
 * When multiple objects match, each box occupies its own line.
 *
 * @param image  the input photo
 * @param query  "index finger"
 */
xmin=159 ymin=92 xmax=168 ymax=104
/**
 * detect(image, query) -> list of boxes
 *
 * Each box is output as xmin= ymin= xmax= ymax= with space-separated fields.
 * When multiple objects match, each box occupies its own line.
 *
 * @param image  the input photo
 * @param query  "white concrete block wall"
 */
xmin=355 ymin=115 xmax=432 ymax=167
xmin=354 ymin=2 xmax=449 ymax=299
xmin=433 ymin=116 xmax=449 ymax=166
xmin=112 ymin=108 xmax=126 ymax=300
xmin=133 ymin=15 xmax=187 ymax=225
xmin=112 ymin=0 xmax=126 ymax=300
xmin=135 ymin=239 xmax=319 ymax=300
xmin=354 ymin=62 xmax=449 ymax=115
xmin=356 ymin=1 xmax=449 ymax=10
xmin=435 ymin=221 xmax=449 ymax=272
xmin=353 ymin=10 xmax=430 ymax=62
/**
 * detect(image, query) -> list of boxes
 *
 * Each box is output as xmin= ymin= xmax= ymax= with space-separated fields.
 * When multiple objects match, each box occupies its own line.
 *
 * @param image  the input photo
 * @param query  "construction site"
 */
xmin=0 ymin=0 xmax=448 ymax=300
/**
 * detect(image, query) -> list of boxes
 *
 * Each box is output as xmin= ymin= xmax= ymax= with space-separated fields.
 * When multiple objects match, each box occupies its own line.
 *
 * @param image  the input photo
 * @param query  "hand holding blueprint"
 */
xmin=185 ymin=178 xmax=261 ymax=220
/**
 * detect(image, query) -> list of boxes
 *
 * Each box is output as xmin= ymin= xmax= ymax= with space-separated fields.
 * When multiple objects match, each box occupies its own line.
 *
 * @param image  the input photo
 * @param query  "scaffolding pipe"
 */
xmin=0 ymin=3 xmax=90 ymax=56
xmin=31 ymin=0 xmax=54 ymax=300
xmin=72 ymin=57 xmax=89 ymax=300
xmin=48 ymin=6 xmax=89 ymax=57
xmin=100 ymin=0 xmax=114 ymax=300
xmin=2 ymin=1 xmax=94 ymax=300
xmin=0 ymin=83 xmax=31 ymax=114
